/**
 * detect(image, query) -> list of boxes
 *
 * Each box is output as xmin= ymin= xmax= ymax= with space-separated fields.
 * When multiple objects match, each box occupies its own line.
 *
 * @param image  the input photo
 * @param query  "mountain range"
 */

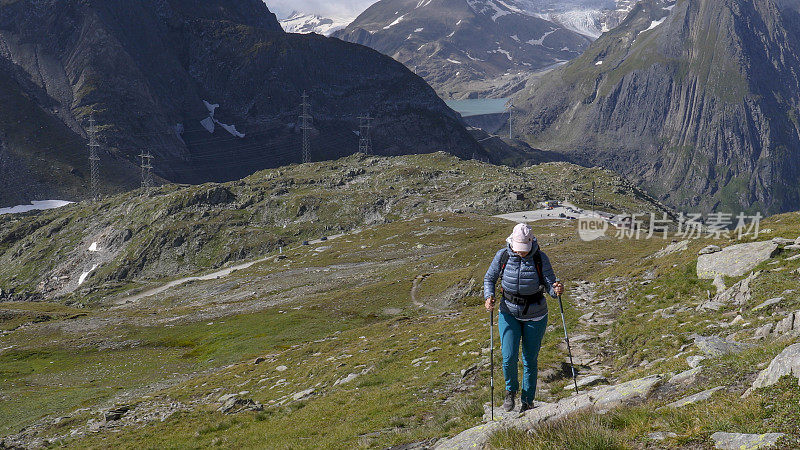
xmin=0 ymin=0 xmax=482 ymax=207
xmin=333 ymin=0 xmax=593 ymax=98
xmin=514 ymin=0 xmax=800 ymax=214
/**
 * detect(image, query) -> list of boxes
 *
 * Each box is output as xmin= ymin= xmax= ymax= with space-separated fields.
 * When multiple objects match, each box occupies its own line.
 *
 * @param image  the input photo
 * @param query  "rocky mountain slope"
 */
xmin=333 ymin=0 xmax=592 ymax=98
xmin=0 ymin=0 xmax=481 ymax=207
xmin=2 ymin=154 xmax=800 ymax=448
xmin=514 ymin=0 xmax=800 ymax=215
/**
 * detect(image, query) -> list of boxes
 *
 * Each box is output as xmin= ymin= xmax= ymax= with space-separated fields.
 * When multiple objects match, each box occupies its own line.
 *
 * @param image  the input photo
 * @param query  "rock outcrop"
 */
xmin=746 ymin=343 xmax=800 ymax=395
xmin=697 ymin=241 xmax=778 ymax=279
xmin=434 ymin=374 xmax=664 ymax=449
xmin=710 ymin=432 xmax=786 ymax=449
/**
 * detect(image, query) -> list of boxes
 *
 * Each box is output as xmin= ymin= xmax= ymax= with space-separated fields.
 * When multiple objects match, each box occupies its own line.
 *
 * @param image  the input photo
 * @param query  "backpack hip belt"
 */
xmin=503 ymin=286 xmax=545 ymax=315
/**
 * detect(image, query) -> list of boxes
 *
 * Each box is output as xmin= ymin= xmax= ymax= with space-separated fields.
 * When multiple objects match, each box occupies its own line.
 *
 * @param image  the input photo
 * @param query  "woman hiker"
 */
xmin=484 ymin=223 xmax=564 ymax=413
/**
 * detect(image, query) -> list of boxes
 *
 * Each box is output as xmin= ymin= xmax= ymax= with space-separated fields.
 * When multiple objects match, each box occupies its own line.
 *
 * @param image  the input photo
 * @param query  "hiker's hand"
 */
xmin=485 ymin=296 xmax=495 ymax=311
xmin=553 ymin=281 xmax=565 ymax=296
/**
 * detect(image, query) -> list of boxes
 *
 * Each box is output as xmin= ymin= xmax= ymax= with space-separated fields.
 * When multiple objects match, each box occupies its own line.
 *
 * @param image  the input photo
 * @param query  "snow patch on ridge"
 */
xmin=384 ymin=14 xmax=406 ymax=29
xmin=644 ymin=17 xmax=666 ymax=31
xmin=528 ymin=28 xmax=558 ymax=46
xmin=0 ymin=200 xmax=73 ymax=215
xmin=78 ymin=264 xmax=98 ymax=286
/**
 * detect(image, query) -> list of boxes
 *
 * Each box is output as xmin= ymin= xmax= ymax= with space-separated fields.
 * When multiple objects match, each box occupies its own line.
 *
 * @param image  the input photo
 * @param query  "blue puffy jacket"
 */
xmin=484 ymin=239 xmax=559 ymax=320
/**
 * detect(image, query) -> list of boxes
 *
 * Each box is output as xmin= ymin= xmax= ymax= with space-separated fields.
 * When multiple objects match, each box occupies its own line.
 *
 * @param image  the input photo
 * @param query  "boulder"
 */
xmin=590 ymin=374 xmax=664 ymax=409
xmin=698 ymin=245 xmax=722 ymax=255
xmin=712 ymin=276 xmax=727 ymax=294
xmin=696 ymin=241 xmax=779 ymax=279
xmin=710 ymin=432 xmax=785 ymax=449
xmin=713 ymin=272 xmax=760 ymax=306
xmin=569 ymin=375 xmax=608 ymax=390
xmin=687 ymin=356 xmax=706 ymax=369
xmin=669 ymin=367 xmax=702 ymax=386
xmin=772 ymin=311 xmax=800 ymax=336
xmin=771 ymin=237 xmax=795 ymax=245
xmin=752 ymin=297 xmax=784 ymax=311
xmin=333 ymin=373 xmax=359 ymax=386
xmin=103 ymin=406 xmax=130 ymax=422
xmin=647 ymin=431 xmax=677 ymax=441
xmin=693 ymin=335 xmax=749 ymax=357
xmin=218 ymin=397 xmax=263 ymax=414
xmin=747 ymin=344 xmax=800 ymax=394
xmin=218 ymin=394 xmax=238 ymax=403
xmin=433 ymin=421 xmax=505 ymax=449
xmin=754 ymin=323 xmax=774 ymax=339
xmin=697 ymin=301 xmax=725 ymax=312
xmin=292 ymin=388 xmax=315 ymax=401
xmin=652 ymin=240 xmax=689 ymax=258
xmin=665 ymin=386 xmax=724 ymax=408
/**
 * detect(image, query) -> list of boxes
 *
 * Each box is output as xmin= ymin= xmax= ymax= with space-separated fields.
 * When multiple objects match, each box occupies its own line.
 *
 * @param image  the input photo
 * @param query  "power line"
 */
xmin=358 ymin=114 xmax=373 ymax=155
xmin=139 ymin=151 xmax=154 ymax=189
xmin=88 ymin=116 xmax=100 ymax=201
xmin=299 ymin=91 xmax=313 ymax=163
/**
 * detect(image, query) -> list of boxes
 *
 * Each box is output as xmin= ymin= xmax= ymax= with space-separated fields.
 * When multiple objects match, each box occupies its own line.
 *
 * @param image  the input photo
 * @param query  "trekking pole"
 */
xmin=557 ymin=294 xmax=579 ymax=395
xmin=489 ymin=306 xmax=494 ymax=421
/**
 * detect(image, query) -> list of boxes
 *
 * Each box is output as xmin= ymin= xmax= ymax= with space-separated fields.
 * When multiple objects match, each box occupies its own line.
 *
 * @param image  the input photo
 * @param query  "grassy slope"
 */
xmin=0 ymin=152 xmax=668 ymax=298
xmin=11 ymin=210 xmax=795 ymax=449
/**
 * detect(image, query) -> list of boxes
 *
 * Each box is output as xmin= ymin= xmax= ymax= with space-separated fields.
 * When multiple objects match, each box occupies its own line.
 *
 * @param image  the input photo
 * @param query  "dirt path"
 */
xmin=111 ymin=233 xmax=346 ymax=306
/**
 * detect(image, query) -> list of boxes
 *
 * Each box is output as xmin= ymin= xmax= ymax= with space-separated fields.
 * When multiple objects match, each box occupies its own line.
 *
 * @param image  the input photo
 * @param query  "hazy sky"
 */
xmin=265 ymin=0 xmax=378 ymax=19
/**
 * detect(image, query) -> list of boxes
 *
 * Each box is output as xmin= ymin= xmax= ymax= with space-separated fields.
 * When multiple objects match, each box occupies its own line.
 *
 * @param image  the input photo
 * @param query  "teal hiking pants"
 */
xmin=498 ymin=311 xmax=548 ymax=405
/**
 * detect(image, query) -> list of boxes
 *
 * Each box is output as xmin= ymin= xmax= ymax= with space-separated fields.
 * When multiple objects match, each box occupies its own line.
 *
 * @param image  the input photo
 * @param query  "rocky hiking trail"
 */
xmin=435 ymin=232 xmax=800 ymax=449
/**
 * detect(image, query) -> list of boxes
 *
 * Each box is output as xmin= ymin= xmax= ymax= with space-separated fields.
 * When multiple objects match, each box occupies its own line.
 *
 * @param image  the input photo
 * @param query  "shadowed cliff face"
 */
xmin=0 ymin=0 xmax=481 ymax=206
xmin=515 ymin=0 xmax=800 ymax=215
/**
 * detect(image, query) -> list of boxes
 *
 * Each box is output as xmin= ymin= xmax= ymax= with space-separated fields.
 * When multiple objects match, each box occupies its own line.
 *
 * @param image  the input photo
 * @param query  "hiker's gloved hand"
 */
xmin=485 ymin=296 xmax=495 ymax=311
xmin=553 ymin=281 xmax=565 ymax=296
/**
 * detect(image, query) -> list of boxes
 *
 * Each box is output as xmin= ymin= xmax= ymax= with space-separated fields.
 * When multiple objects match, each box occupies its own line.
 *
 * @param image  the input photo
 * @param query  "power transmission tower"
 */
xmin=358 ymin=114 xmax=373 ymax=155
xmin=139 ymin=151 xmax=154 ymax=189
xmin=88 ymin=116 xmax=100 ymax=201
xmin=299 ymin=91 xmax=312 ymax=163
xmin=507 ymin=104 xmax=514 ymax=139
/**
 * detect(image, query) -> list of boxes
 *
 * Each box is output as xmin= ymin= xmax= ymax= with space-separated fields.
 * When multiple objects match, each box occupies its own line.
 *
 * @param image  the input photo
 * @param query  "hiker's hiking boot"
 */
xmin=502 ymin=391 xmax=515 ymax=412
xmin=519 ymin=401 xmax=533 ymax=413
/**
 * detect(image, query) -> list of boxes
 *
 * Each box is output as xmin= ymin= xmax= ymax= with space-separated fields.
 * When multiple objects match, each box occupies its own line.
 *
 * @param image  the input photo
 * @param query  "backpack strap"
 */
xmin=532 ymin=250 xmax=545 ymax=288
xmin=498 ymin=249 xmax=510 ymax=295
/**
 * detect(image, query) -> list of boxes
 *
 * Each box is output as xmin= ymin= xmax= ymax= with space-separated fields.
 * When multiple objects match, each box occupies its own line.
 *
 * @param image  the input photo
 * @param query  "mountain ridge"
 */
xmin=514 ymin=0 xmax=800 ymax=214
xmin=334 ymin=0 xmax=592 ymax=98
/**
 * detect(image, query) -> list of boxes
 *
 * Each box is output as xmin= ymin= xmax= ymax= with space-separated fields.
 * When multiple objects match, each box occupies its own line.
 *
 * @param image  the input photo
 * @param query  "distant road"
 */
xmin=494 ymin=202 xmax=613 ymax=224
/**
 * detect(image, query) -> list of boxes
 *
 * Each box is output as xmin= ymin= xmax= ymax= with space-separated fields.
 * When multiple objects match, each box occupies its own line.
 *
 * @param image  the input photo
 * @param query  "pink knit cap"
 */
xmin=506 ymin=223 xmax=533 ymax=252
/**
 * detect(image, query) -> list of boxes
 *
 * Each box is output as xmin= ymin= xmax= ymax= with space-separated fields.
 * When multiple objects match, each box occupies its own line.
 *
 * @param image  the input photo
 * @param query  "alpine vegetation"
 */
xmin=2 ymin=0 xmax=800 ymax=448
